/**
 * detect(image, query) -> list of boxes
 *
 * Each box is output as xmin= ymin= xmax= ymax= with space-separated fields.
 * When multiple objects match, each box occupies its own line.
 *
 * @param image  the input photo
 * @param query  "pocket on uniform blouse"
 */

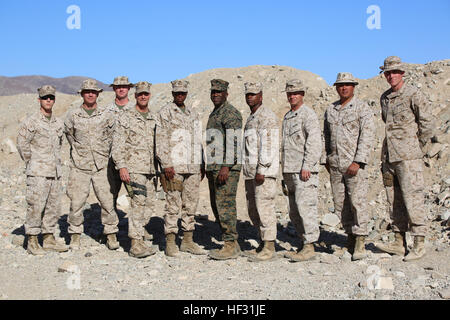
xmin=289 ymin=122 xmax=302 ymax=136
xmin=127 ymin=129 xmax=140 ymax=145
xmin=392 ymin=103 xmax=410 ymax=123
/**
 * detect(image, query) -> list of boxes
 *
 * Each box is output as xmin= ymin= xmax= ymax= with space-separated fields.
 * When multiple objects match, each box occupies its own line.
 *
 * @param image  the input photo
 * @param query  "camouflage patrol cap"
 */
xmin=380 ymin=56 xmax=406 ymax=73
xmin=244 ymin=82 xmax=263 ymax=94
xmin=171 ymin=80 xmax=189 ymax=93
xmin=210 ymin=79 xmax=229 ymax=92
xmin=37 ymin=85 xmax=56 ymax=98
xmin=134 ymin=81 xmax=152 ymax=94
xmin=110 ymin=76 xmax=134 ymax=87
xmin=284 ymin=79 xmax=307 ymax=93
xmin=78 ymin=79 xmax=103 ymax=94
xmin=333 ymin=72 xmax=359 ymax=86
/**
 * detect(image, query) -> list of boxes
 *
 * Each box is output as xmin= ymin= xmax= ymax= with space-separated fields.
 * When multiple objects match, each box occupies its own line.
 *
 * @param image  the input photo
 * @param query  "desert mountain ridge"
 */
xmin=0 ymin=75 xmax=112 ymax=96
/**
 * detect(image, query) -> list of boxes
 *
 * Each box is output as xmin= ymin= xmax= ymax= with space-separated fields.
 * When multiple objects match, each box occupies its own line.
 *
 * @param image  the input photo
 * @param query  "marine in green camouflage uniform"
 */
xmin=206 ymin=79 xmax=243 ymax=260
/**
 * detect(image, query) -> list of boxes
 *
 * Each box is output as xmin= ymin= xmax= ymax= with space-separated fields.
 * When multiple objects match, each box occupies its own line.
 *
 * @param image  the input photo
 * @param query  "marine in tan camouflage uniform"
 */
xmin=321 ymin=72 xmax=375 ymax=261
xmin=155 ymin=80 xmax=206 ymax=257
xmin=112 ymin=81 xmax=157 ymax=259
xmin=106 ymin=76 xmax=135 ymax=211
xmin=375 ymin=57 xmax=435 ymax=262
xmin=17 ymin=85 xmax=69 ymax=255
xmin=242 ymin=82 xmax=280 ymax=262
xmin=64 ymin=79 xmax=119 ymax=251
xmin=281 ymin=79 xmax=322 ymax=262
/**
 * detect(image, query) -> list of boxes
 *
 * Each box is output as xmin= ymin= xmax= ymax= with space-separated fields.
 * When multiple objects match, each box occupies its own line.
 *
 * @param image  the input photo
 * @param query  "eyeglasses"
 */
xmin=40 ymin=95 xmax=55 ymax=101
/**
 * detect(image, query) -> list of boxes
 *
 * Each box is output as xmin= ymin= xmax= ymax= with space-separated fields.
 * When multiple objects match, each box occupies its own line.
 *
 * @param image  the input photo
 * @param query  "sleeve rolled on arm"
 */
xmin=257 ymin=117 xmax=279 ymax=175
xmin=17 ymin=119 xmax=34 ymax=163
xmin=412 ymin=90 xmax=435 ymax=147
xmin=223 ymin=110 xmax=243 ymax=168
xmin=354 ymin=104 xmax=375 ymax=165
xmin=302 ymin=111 xmax=322 ymax=172
xmin=111 ymin=115 xmax=128 ymax=170
xmin=155 ymin=113 xmax=174 ymax=169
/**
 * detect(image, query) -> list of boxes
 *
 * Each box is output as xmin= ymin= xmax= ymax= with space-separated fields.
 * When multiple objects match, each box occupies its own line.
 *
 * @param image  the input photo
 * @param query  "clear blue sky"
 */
xmin=0 ymin=0 xmax=449 ymax=85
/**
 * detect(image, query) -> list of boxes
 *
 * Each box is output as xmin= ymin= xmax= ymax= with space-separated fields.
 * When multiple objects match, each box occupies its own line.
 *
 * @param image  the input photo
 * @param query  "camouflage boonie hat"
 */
xmin=134 ymin=81 xmax=152 ymax=94
xmin=284 ymin=79 xmax=307 ymax=93
xmin=244 ymin=82 xmax=263 ymax=94
xmin=37 ymin=85 xmax=56 ymax=98
xmin=210 ymin=79 xmax=229 ymax=92
xmin=333 ymin=72 xmax=359 ymax=86
xmin=78 ymin=79 xmax=103 ymax=94
xmin=110 ymin=76 xmax=134 ymax=87
xmin=171 ymin=80 xmax=189 ymax=93
xmin=380 ymin=56 xmax=406 ymax=73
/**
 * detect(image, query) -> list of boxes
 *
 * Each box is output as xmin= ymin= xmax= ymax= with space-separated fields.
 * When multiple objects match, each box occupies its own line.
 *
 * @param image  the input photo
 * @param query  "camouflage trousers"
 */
xmin=107 ymin=157 xmax=122 ymax=207
xmin=330 ymin=167 xmax=369 ymax=236
xmin=283 ymin=173 xmax=320 ymax=244
xmin=164 ymin=173 xmax=200 ymax=235
xmin=207 ymin=170 xmax=240 ymax=242
xmin=67 ymin=167 xmax=119 ymax=235
xmin=245 ymin=178 xmax=277 ymax=241
xmin=382 ymin=159 xmax=427 ymax=236
xmin=129 ymin=173 xmax=156 ymax=240
xmin=24 ymin=176 xmax=61 ymax=236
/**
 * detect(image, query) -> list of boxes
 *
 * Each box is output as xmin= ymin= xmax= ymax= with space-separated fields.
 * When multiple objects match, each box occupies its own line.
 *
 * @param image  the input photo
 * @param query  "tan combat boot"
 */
xmin=129 ymin=238 xmax=156 ymax=259
xmin=208 ymin=240 xmax=241 ymax=260
xmin=347 ymin=234 xmax=356 ymax=254
xmin=165 ymin=233 xmax=179 ymax=257
xmin=27 ymin=235 xmax=46 ymax=256
xmin=404 ymin=236 xmax=426 ymax=262
xmin=352 ymin=236 xmax=367 ymax=261
xmin=289 ymin=243 xmax=316 ymax=262
xmin=284 ymin=241 xmax=304 ymax=260
xmin=180 ymin=231 xmax=206 ymax=255
xmin=375 ymin=232 xmax=406 ymax=256
xmin=243 ymin=241 xmax=264 ymax=258
xmin=42 ymin=234 xmax=69 ymax=253
xmin=248 ymin=241 xmax=276 ymax=262
xmin=106 ymin=233 xmax=120 ymax=250
xmin=284 ymin=250 xmax=298 ymax=260
xmin=69 ymin=234 xmax=81 ymax=250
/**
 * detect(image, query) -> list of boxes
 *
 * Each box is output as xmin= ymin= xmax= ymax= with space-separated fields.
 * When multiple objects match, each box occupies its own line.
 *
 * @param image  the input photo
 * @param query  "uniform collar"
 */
xmin=130 ymin=105 xmax=153 ymax=120
xmin=387 ymin=81 xmax=408 ymax=99
xmin=249 ymin=104 xmax=265 ymax=119
xmin=76 ymin=104 xmax=102 ymax=118
xmin=334 ymin=96 xmax=356 ymax=111
xmin=114 ymin=100 xmax=133 ymax=110
xmin=38 ymin=110 xmax=56 ymax=123
xmin=286 ymin=104 xmax=307 ymax=118
xmin=170 ymin=102 xmax=191 ymax=116
xmin=213 ymin=101 xmax=230 ymax=113
xmin=106 ymin=101 xmax=133 ymax=114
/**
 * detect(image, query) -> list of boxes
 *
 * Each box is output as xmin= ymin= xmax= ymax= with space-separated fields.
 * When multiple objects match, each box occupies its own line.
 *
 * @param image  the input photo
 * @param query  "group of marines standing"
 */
xmin=17 ymin=56 xmax=435 ymax=264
